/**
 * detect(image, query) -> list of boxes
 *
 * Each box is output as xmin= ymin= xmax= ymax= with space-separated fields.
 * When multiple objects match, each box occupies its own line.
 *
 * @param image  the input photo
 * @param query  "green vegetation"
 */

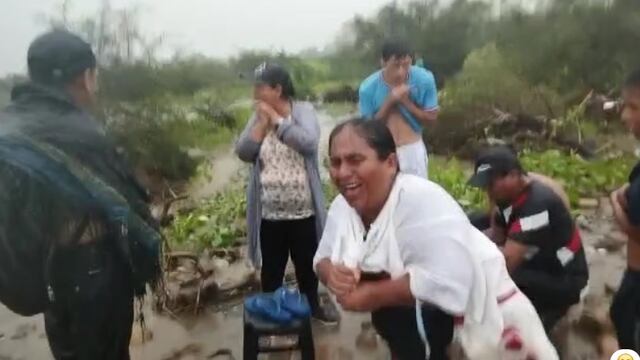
xmin=429 ymin=157 xmax=487 ymax=211
xmin=520 ymin=149 xmax=634 ymax=207
xmin=431 ymin=151 xmax=635 ymax=212
xmin=440 ymin=44 xmax=563 ymax=117
xmin=330 ymin=0 xmax=640 ymax=157
xmin=6 ymin=0 xmax=636 ymax=253
xmin=166 ymin=184 xmax=247 ymax=251
xmin=167 ymin=179 xmax=340 ymax=250
xmin=332 ymin=0 xmax=640 ymax=99
xmin=166 ymin=150 xmax=636 ymax=250
xmin=106 ymin=98 xmax=251 ymax=181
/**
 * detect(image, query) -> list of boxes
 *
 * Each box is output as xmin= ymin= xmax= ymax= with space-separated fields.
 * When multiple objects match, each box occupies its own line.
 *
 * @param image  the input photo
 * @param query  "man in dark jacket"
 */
xmin=0 ymin=30 xmax=160 ymax=359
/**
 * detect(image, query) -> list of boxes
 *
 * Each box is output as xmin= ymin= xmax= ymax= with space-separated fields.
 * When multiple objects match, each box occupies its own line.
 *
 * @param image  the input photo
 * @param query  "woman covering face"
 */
xmin=314 ymin=118 xmax=558 ymax=360
xmin=235 ymin=63 xmax=337 ymax=324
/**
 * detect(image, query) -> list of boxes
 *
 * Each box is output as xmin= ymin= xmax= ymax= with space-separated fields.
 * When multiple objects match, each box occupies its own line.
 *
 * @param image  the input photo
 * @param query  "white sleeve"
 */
xmin=313 ymin=196 xmax=344 ymax=272
xmin=398 ymin=217 xmax=473 ymax=315
xmin=395 ymin=184 xmax=474 ymax=315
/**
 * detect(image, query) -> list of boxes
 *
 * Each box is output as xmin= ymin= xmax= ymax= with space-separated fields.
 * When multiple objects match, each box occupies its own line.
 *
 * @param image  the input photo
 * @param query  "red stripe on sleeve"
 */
xmin=508 ymin=220 xmax=522 ymax=235
xmin=566 ymin=228 xmax=582 ymax=253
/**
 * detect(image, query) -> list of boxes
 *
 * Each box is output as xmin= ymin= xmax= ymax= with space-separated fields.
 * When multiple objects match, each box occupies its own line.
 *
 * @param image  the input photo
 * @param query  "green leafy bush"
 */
xmin=520 ymin=149 xmax=634 ymax=207
xmin=166 ymin=185 xmax=247 ymax=250
xmin=165 ymin=149 xmax=636 ymax=251
xmin=441 ymin=44 xmax=563 ymax=117
xmin=107 ymin=100 xmax=249 ymax=181
xmin=430 ymin=151 xmax=635 ymax=212
xmin=430 ymin=157 xmax=487 ymax=211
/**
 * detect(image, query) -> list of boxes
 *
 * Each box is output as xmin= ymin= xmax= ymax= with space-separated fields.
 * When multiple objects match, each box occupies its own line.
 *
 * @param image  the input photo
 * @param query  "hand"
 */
xmin=326 ymin=263 xmax=359 ymax=297
xmin=254 ymin=109 xmax=270 ymax=130
xmin=337 ymin=282 xmax=375 ymax=312
xmin=390 ymin=84 xmax=410 ymax=103
xmin=268 ymin=114 xmax=283 ymax=128
xmin=255 ymin=101 xmax=278 ymax=122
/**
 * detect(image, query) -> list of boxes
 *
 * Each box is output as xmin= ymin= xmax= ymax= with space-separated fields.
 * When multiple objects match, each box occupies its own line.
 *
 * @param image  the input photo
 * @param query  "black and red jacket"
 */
xmin=495 ymin=181 xmax=589 ymax=309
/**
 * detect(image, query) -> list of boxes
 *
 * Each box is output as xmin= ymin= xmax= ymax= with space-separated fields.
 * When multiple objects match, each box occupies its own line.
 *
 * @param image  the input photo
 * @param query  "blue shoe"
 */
xmin=244 ymin=294 xmax=293 ymax=324
xmin=275 ymin=287 xmax=311 ymax=318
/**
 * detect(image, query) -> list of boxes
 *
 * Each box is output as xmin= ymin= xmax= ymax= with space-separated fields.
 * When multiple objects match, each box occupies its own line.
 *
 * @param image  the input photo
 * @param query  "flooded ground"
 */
xmin=0 ymin=109 xmax=628 ymax=359
xmin=0 ymin=199 xmax=625 ymax=359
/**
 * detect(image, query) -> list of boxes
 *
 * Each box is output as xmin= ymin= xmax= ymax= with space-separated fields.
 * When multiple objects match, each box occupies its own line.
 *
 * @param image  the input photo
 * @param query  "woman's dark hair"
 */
xmin=328 ymin=117 xmax=397 ymax=160
xmin=254 ymin=63 xmax=296 ymax=99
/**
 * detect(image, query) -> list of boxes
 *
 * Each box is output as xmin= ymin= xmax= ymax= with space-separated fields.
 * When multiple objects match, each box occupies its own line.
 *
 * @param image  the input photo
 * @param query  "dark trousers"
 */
xmin=260 ymin=216 xmax=319 ymax=310
xmin=372 ymin=305 xmax=453 ymax=360
xmin=610 ymin=269 xmax=640 ymax=351
xmin=44 ymin=242 xmax=134 ymax=360
xmin=361 ymin=272 xmax=453 ymax=360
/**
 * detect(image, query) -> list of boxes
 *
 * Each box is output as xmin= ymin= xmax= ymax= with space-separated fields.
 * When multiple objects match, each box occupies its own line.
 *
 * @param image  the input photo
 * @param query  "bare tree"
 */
xmin=39 ymin=0 xmax=164 ymax=67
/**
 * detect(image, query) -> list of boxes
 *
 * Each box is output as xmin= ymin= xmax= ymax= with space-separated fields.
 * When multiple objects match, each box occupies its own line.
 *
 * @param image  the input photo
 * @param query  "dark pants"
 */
xmin=610 ymin=269 xmax=640 ymax=351
xmin=468 ymin=211 xmax=491 ymax=231
xmin=362 ymin=273 xmax=453 ymax=360
xmin=372 ymin=305 xmax=453 ymax=360
xmin=260 ymin=216 xmax=319 ymax=310
xmin=44 ymin=242 xmax=134 ymax=360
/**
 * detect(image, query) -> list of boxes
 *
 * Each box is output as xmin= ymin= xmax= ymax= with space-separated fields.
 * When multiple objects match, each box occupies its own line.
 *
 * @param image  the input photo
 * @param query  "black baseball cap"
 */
xmin=467 ymin=146 xmax=525 ymax=188
xmin=27 ymin=30 xmax=96 ymax=86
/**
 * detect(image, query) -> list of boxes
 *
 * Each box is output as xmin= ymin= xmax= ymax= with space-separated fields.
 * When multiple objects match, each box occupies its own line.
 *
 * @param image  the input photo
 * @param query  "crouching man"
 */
xmin=467 ymin=146 xmax=589 ymax=334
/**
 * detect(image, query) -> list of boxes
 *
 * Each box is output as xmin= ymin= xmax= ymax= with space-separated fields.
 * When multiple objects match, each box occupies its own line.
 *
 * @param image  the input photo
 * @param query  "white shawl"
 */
xmin=314 ymin=175 xmax=513 ymax=359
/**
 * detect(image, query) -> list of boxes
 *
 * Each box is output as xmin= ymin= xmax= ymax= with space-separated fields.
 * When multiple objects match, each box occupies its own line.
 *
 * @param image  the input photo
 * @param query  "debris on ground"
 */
xmin=594 ymin=231 xmax=627 ymax=253
xmin=552 ymin=295 xmax=618 ymax=360
xmin=156 ymin=247 xmax=259 ymax=315
xmin=578 ymin=198 xmax=600 ymax=209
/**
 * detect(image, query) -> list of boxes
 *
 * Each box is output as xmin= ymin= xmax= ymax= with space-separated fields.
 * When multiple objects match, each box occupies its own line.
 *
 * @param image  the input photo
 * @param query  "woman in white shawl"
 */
xmin=313 ymin=118 xmax=557 ymax=360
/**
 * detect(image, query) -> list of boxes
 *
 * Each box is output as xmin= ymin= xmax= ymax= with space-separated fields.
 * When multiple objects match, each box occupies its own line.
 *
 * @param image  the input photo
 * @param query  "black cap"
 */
xmin=27 ymin=30 xmax=97 ymax=86
xmin=253 ymin=62 xmax=295 ymax=97
xmin=468 ymin=146 xmax=524 ymax=188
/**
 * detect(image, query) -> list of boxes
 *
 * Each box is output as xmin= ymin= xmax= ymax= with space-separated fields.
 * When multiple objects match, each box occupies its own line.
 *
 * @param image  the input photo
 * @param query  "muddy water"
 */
xmin=187 ymin=148 xmax=244 ymax=200
xmin=0 ymin=299 xmax=389 ymax=360
xmin=0 ymin=108 xmax=628 ymax=359
xmin=128 ymin=304 xmax=389 ymax=360
xmin=0 ymin=201 xmax=625 ymax=360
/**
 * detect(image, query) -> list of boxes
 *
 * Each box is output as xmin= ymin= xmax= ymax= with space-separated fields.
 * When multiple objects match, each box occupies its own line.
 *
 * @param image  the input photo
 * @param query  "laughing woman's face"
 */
xmin=329 ymin=125 xmax=397 ymax=221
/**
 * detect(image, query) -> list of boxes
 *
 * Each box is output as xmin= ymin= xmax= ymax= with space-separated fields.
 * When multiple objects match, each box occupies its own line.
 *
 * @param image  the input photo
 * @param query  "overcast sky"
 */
xmin=0 ymin=0 xmax=394 ymax=76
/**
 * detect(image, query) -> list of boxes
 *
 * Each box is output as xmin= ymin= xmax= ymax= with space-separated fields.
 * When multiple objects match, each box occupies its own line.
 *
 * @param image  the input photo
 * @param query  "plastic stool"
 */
xmin=243 ymin=304 xmax=315 ymax=360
